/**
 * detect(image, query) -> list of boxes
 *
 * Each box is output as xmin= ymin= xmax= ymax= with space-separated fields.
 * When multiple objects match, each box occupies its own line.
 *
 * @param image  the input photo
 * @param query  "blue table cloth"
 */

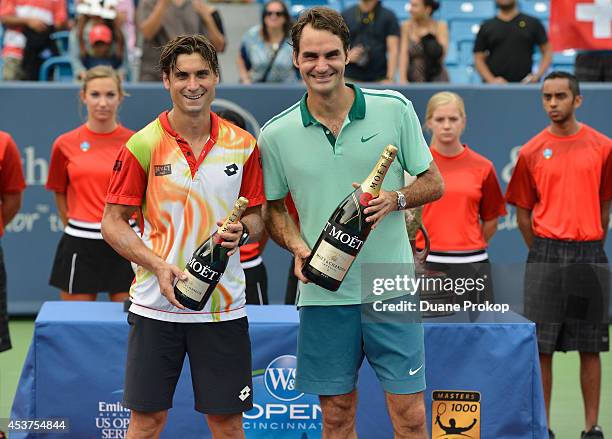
xmin=11 ymin=302 xmax=547 ymax=438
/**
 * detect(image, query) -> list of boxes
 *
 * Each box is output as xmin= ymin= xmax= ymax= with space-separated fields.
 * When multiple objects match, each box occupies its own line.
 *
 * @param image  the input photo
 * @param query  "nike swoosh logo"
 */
xmin=409 ymin=365 xmax=423 ymax=376
xmin=361 ymin=133 xmax=379 ymax=142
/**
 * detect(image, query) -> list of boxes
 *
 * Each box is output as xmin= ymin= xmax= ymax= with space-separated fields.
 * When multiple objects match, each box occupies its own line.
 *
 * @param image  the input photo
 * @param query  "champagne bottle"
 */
xmin=175 ymin=197 xmax=249 ymax=310
xmin=303 ymin=145 xmax=399 ymax=291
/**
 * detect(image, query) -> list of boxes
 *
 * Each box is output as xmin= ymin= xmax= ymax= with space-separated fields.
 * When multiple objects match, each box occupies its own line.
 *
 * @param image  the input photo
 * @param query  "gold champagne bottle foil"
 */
xmin=360 ymin=145 xmax=398 ymax=198
xmin=219 ymin=197 xmax=249 ymax=234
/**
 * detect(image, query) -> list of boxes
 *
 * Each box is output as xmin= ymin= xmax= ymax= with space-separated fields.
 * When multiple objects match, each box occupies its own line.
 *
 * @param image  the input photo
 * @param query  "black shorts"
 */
xmin=422 ymin=257 xmax=494 ymax=320
xmin=574 ymin=52 xmax=612 ymax=82
xmin=524 ymin=237 xmax=610 ymax=354
xmin=424 ymin=257 xmax=495 ymax=303
xmin=124 ymin=313 xmax=253 ymax=414
xmin=0 ymin=246 xmax=10 ymax=353
xmin=536 ymin=321 xmax=609 ymax=355
xmin=49 ymin=234 xmax=134 ymax=294
xmin=243 ymin=259 xmax=268 ymax=305
xmin=285 ymin=256 xmax=299 ymax=305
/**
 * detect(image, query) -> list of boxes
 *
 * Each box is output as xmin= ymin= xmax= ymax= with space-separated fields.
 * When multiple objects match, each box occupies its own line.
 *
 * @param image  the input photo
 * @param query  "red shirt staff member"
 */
xmin=506 ymin=71 xmax=611 ymax=439
xmin=46 ymin=66 xmax=135 ymax=303
xmin=417 ymin=91 xmax=506 ymax=307
xmin=0 ymin=131 xmax=26 ymax=354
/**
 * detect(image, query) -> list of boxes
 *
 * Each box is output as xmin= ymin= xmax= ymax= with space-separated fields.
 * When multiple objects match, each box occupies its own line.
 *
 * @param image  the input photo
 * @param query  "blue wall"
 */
xmin=1 ymin=83 xmax=611 ymax=314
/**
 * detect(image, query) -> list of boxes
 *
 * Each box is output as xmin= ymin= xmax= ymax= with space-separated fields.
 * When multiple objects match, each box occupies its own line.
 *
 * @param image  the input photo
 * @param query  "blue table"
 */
xmin=11 ymin=302 xmax=547 ymax=438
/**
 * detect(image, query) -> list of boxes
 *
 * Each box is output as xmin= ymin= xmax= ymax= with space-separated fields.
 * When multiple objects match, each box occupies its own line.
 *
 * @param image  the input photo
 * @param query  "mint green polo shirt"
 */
xmin=259 ymin=84 xmax=432 ymax=306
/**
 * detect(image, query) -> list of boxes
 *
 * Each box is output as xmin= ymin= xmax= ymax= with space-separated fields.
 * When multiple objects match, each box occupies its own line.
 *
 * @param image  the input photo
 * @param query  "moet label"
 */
xmin=176 ymin=272 xmax=212 ymax=301
xmin=309 ymin=240 xmax=356 ymax=282
xmin=431 ymin=390 xmax=481 ymax=438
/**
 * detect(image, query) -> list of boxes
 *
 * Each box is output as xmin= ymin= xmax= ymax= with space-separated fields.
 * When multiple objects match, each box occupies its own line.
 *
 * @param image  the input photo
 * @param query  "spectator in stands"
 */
xmin=237 ymin=0 xmax=297 ymax=84
xmin=70 ymin=3 xmax=126 ymax=80
xmin=115 ymin=0 xmax=136 ymax=74
xmin=0 ymin=0 xmax=68 ymax=80
xmin=341 ymin=0 xmax=400 ymax=83
xmin=473 ymin=0 xmax=551 ymax=83
xmin=418 ymin=91 xmax=506 ymax=309
xmin=83 ymin=24 xmax=123 ymax=69
xmin=0 ymin=131 xmax=26 ymax=354
xmin=575 ymin=51 xmax=612 ymax=83
xmin=46 ymin=66 xmax=135 ymax=303
xmin=137 ymin=0 xmax=225 ymax=82
xmin=506 ymin=71 xmax=611 ymax=439
xmin=398 ymin=0 xmax=449 ymax=83
xmin=216 ymin=109 xmax=269 ymax=304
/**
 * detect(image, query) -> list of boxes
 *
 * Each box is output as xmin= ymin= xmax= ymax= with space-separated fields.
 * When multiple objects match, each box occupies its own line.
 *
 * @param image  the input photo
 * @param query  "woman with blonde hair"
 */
xmin=46 ymin=66 xmax=135 ymax=302
xmin=417 ymin=91 xmax=506 ymax=306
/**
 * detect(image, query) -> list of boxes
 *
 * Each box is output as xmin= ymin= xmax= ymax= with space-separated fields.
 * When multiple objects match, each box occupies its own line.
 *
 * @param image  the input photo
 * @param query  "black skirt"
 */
xmin=49 ymin=233 xmax=134 ymax=294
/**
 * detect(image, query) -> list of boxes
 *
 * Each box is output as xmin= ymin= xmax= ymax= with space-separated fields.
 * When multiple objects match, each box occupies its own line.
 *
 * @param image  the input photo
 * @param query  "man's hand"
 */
xmin=291 ymin=241 xmax=312 ymax=283
xmin=153 ymin=261 xmax=187 ymax=309
xmin=218 ymin=220 xmax=243 ymax=256
xmin=488 ymin=76 xmax=507 ymax=84
xmin=521 ymin=73 xmax=539 ymax=84
xmin=354 ymin=183 xmax=397 ymax=230
xmin=27 ymin=18 xmax=48 ymax=32
xmin=348 ymin=45 xmax=365 ymax=64
xmin=192 ymin=0 xmax=213 ymax=17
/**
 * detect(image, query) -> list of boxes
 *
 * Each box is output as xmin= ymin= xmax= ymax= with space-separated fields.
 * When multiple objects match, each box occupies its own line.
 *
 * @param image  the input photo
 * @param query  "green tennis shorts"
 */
xmin=296 ymin=299 xmax=425 ymax=395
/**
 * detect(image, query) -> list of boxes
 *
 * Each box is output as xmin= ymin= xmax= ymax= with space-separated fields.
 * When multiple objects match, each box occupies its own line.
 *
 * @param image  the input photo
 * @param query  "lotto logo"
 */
xmin=239 ymin=386 xmax=251 ymax=401
xmin=224 ymin=164 xmax=239 ymax=176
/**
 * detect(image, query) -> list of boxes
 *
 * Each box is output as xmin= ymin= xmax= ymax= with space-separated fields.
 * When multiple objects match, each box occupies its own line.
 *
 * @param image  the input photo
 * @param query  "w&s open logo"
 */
xmin=264 ymin=355 xmax=304 ymax=401
xmin=244 ymin=354 xmax=322 ymax=436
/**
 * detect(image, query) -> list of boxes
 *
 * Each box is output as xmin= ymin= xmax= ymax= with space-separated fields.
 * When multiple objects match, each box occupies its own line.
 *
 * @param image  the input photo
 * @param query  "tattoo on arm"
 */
xmin=402 ymin=162 xmax=444 ymax=209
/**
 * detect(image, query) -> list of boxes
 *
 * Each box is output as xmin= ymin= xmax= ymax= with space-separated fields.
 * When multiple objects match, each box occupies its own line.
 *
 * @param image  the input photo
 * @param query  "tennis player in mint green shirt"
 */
xmin=259 ymin=7 xmax=444 ymax=438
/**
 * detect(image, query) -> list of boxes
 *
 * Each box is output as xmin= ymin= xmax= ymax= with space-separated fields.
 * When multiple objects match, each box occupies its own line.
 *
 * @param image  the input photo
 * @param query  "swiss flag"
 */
xmin=549 ymin=0 xmax=612 ymax=50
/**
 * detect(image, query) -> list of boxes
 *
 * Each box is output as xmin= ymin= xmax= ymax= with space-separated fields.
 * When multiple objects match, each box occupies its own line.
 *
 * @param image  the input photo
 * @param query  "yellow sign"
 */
xmin=431 ymin=390 xmax=481 ymax=439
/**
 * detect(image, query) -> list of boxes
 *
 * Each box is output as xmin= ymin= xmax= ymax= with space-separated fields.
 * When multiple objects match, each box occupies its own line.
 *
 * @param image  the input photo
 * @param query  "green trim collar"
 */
xmin=300 ymin=83 xmax=366 ymax=127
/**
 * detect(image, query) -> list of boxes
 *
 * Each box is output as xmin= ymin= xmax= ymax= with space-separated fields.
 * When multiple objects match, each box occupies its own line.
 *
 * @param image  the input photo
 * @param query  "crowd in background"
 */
xmin=1 ymin=0 xmax=611 ymax=84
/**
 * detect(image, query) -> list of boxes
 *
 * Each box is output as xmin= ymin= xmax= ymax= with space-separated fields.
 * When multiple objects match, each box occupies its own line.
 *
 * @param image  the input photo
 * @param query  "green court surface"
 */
xmin=0 ymin=320 xmax=610 ymax=438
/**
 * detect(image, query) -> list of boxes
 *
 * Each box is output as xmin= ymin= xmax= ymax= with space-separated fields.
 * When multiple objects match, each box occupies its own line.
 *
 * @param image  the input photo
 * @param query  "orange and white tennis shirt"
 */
xmin=107 ymin=112 xmax=264 ymax=323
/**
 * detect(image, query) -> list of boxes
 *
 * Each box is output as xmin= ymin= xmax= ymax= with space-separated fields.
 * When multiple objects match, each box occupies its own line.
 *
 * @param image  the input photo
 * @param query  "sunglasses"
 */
xmin=265 ymin=11 xmax=285 ymax=17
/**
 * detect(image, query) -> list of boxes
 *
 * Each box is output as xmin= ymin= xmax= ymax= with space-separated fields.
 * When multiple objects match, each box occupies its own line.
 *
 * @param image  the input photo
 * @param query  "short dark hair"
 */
xmin=291 ymin=7 xmax=350 ymax=57
xmin=262 ymin=0 xmax=292 ymax=42
xmin=159 ymin=34 xmax=219 ymax=78
xmin=423 ymin=0 xmax=440 ymax=13
xmin=543 ymin=71 xmax=581 ymax=97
